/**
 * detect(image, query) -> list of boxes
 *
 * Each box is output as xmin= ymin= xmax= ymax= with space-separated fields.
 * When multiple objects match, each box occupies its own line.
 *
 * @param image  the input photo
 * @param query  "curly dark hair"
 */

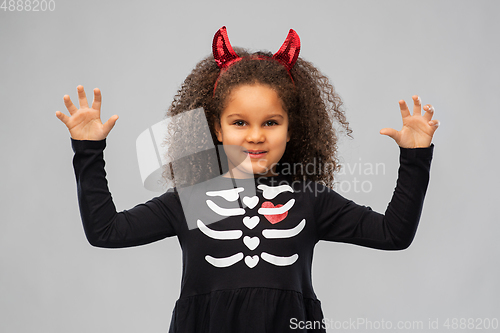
xmin=160 ymin=47 xmax=352 ymax=189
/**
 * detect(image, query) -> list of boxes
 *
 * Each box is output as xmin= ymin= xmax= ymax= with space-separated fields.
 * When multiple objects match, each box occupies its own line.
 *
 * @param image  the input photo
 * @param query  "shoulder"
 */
xmin=158 ymin=187 xmax=182 ymax=205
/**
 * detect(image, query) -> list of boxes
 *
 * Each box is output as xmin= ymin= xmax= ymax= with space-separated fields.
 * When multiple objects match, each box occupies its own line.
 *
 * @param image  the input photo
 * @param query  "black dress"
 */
xmin=71 ymin=138 xmax=434 ymax=332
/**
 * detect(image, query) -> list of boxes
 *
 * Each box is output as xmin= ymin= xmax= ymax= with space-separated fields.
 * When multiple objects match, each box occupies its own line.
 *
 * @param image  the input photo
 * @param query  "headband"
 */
xmin=212 ymin=26 xmax=301 ymax=94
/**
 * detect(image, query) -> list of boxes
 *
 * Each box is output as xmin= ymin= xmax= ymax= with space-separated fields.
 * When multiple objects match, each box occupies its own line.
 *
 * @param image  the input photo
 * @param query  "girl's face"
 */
xmin=215 ymin=84 xmax=290 ymax=179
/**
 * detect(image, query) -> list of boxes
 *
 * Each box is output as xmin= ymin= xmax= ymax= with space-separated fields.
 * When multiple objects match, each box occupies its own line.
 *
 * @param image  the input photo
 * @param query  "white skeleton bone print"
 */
xmin=199 ymin=183 xmax=306 ymax=268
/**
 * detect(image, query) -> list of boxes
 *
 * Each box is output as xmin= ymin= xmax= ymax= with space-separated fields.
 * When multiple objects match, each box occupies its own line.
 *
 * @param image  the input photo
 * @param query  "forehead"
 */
xmin=222 ymin=84 xmax=286 ymax=117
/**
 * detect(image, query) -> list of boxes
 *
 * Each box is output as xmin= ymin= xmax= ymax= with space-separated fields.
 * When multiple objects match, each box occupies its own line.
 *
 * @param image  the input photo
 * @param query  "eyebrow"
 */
xmin=226 ymin=113 xmax=284 ymax=119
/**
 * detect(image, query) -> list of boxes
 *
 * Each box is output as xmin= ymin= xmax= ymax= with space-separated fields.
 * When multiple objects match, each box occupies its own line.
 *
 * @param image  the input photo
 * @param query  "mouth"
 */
xmin=244 ymin=150 xmax=267 ymax=158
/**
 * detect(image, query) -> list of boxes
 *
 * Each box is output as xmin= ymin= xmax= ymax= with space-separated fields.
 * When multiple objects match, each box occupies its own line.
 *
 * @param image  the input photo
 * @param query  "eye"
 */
xmin=233 ymin=120 xmax=246 ymax=126
xmin=231 ymin=120 xmax=279 ymax=127
xmin=265 ymin=120 xmax=278 ymax=126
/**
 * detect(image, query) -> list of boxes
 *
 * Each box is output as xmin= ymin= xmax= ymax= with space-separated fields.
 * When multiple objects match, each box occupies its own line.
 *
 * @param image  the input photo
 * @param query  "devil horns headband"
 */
xmin=212 ymin=26 xmax=301 ymax=93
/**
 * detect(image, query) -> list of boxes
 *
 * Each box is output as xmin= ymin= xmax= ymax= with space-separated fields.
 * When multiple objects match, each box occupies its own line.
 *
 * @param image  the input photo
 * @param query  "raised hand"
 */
xmin=380 ymin=95 xmax=439 ymax=148
xmin=55 ymin=85 xmax=118 ymax=141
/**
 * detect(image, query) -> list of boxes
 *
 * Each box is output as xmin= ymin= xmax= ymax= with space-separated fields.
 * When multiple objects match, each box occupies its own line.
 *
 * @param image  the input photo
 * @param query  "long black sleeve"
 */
xmin=315 ymin=144 xmax=434 ymax=250
xmin=71 ymin=138 xmax=183 ymax=248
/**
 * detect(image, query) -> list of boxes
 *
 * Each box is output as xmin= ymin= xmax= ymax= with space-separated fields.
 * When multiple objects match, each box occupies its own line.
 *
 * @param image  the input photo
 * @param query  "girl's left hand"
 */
xmin=380 ymin=95 xmax=440 ymax=148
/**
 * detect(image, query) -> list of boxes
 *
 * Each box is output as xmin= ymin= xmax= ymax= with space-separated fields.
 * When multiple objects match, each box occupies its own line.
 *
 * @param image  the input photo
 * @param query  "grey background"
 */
xmin=1 ymin=0 xmax=499 ymax=332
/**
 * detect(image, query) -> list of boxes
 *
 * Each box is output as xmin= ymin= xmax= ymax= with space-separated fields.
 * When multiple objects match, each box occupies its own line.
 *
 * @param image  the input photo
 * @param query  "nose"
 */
xmin=246 ymin=125 xmax=265 ymax=143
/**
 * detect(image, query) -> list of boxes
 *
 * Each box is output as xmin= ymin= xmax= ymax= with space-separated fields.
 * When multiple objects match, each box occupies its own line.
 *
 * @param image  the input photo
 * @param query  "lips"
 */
xmin=244 ymin=150 xmax=267 ymax=158
xmin=245 ymin=150 xmax=267 ymax=154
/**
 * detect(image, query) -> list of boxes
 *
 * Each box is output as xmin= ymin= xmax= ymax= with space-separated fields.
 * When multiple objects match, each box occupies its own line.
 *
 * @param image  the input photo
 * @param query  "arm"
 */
xmin=316 ymin=95 xmax=438 ymax=250
xmin=315 ymin=144 xmax=433 ymax=250
xmin=72 ymin=138 xmax=181 ymax=248
xmin=57 ymin=86 xmax=182 ymax=248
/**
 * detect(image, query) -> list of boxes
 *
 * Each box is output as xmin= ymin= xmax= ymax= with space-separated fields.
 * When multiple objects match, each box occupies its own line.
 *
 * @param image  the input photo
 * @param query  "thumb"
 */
xmin=103 ymin=115 xmax=119 ymax=135
xmin=55 ymin=110 xmax=70 ymax=125
xmin=380 ymin=127 xmax=399 ymax=141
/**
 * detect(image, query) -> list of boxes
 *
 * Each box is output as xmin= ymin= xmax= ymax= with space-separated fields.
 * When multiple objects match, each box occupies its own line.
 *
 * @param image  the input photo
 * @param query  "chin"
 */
xmin=254 ymin=168 xmax=275 ymax=176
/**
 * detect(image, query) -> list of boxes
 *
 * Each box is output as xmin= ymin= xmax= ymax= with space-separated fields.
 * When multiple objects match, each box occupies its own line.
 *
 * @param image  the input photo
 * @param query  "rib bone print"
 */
xmin=202 ymin=183 xmax=305 ymax=268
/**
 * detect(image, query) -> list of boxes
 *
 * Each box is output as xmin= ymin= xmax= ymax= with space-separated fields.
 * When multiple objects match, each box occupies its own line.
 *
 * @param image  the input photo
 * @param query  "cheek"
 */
xmin=222 ymin=128 xmax=239 ymax=141
xmin=217 ymin=122 xmax=231 ymax=138
xmin=271 ymin=129 xmax=290 ymax=148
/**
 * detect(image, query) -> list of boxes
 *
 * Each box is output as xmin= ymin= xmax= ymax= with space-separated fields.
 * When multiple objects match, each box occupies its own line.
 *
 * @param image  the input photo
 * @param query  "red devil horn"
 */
xmin=212 ymin=26 xmax=241 ymax=69
xmin=273 ymin=29 xmax=301 ymax=71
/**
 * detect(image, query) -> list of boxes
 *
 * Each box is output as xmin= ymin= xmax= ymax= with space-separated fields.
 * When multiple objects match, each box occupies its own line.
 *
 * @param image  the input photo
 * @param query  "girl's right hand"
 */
xmin=55 ymin=85 xmax=118 ymax=141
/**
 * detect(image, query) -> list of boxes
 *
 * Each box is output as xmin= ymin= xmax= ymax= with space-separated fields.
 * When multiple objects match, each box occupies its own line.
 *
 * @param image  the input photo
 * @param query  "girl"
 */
xmin=56 ymin=26 xmax=438 ymax=332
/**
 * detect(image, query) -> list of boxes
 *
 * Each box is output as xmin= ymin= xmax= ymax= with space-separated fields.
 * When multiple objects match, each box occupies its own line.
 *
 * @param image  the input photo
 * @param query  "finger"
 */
xmin=91 ymin=88 xmax=102 ymax=113
xmin=102 ymin=115 xmax=119 ymax=136
xmin=380 ymin=127 xmax=401 ymax=142
xmin=428 ymin=119 xmax=440 ymax=128
xmin=399 ymin=100 xmax=411 ymax=118
xmin=412 ymin=95 xmax=422 ymax=116
xmin=63 ymin=95 xmax=78 ymax=115
xmin=428 ymin=119 xmax=440 ymax=137
xmin=55 ymin=110 xmax=70 ymax=125
xmin=423 ymin=104 xmax=435 ymax=122
xmin=77 ymin=85 xmax=89 ymax=109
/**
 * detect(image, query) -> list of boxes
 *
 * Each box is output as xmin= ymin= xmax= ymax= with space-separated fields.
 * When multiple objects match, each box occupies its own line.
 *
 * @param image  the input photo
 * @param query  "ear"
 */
xmin=287 ymin=127 xmax=291 ymax=142
xmin=214 ymin=121 xmax=223 ymax=142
